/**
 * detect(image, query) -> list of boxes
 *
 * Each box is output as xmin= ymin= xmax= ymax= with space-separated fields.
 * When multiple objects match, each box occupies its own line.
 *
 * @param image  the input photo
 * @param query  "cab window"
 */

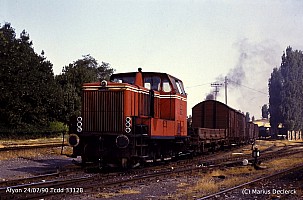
xmin=111 ymin=75 xmax=135 ymax=85
xmin=144 ymin=76 xmax=161 ymax=91
xmin=175 ymin=81 xmax=186 ymax=95
xmin=162 ymin=79 xmax=171 ymax=92
xmin=170 ymin=77 xmax=186 ymax=95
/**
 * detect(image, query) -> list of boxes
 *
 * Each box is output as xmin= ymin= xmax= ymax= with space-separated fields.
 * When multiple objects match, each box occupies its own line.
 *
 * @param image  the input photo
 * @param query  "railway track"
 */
xmin=198 ymin=163 xmax=303 ymax=200
xmin=1 ymin=142 xmax=302 ymax=200
xmin=0 ymin=163 xmax=83 ymax=188
xmin=0 ymin=143 xmax=67 ymax=152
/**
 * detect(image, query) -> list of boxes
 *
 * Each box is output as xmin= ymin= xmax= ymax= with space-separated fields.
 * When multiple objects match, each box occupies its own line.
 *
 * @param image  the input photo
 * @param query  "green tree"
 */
xmin=269 ymin=47 xmax=303 ymax=132
xmin=280 ymin=47 xmax=303 ymax=131
xmin=55 ymin=55 xmax=114 ymax=123
xmin=245 ymin=112 xmax=250 ymax=122
xmin=268 ymin=67 xmax=283 ymax=132
xmin=0 ymin=23 xmax=63 ymax=129
xmin=261 ymin=104 xmax=269 ymax=119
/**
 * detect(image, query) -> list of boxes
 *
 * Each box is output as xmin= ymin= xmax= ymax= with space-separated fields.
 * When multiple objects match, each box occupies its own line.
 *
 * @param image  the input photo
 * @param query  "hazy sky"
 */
xmin=1 ymin=0 xmax=303 ymax=118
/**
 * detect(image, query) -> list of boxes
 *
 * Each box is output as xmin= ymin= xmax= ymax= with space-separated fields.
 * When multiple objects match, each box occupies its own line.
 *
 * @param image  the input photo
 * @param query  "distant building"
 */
xmin=253 ymin=119 xmax=270 ymax=128
xmin=288 ymin=131 xmax=302 ymax=141
xmin=253 ymin=119 xmax=303 ymax=140
xmin=253 ymin=118 xmax=271 ymax=138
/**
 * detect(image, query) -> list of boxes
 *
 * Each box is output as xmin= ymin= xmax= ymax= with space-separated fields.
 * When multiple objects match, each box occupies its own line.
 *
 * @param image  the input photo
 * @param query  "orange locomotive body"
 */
xmin=68 ymin=68 xmax=187 ymax=167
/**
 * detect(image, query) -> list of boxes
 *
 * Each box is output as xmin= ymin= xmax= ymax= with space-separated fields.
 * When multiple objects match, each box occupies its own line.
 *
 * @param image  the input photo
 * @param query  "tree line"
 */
xmin=2 ymin=23 xmax=302 ymax=135
xmin=0 ymin=23 xmax=114 ymax=133
xmin=269 ymin=46 xmax=303 ymax=133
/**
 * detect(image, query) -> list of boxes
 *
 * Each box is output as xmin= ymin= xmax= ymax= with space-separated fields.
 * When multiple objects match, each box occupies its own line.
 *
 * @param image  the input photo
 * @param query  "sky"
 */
xmin=1 ymin=0 xmax=303 ymax=118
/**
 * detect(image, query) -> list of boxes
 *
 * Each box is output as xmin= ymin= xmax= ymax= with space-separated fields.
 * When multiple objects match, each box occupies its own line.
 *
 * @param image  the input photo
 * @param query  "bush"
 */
xmin=48 ymin=121 xmax=68 ymax=132
xmin=0 ymin=121 xmax=68 ymax=140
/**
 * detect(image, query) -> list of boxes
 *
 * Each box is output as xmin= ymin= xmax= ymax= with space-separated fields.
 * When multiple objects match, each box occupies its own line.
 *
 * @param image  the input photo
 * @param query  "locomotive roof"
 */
xmin=110 ymin=71 xmax=183 ymax=82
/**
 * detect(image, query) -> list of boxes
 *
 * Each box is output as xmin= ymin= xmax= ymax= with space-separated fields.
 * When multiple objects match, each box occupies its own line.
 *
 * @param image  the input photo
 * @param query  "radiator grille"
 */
xmin=82 ymin=90 xmax=124 ymax=133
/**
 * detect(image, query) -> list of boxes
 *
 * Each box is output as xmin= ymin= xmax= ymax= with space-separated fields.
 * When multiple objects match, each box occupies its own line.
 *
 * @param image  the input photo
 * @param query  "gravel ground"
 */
xmin=69 ymin=175 xmax=200 ymax=200
xmin=73 ymin=167 xmax=303 ymax=200
xmin=0 ymin=148 xmax=79 ymax=181
xmin=212 ymin=167 xmax=303 ymax=200
xmin=1 ymin=142 xmax=303 ymax=199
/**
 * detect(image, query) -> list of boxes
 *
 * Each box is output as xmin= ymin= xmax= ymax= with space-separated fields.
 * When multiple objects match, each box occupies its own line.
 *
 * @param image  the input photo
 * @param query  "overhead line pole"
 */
xmin=211 ymin=83 xmax=223 ymax=101
xmin=225 ymin=76 xmax=228 ymax=105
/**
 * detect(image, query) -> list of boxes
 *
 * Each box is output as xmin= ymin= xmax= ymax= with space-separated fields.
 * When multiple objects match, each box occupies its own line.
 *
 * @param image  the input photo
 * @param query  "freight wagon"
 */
xmin=190 ymin=100 xmax=256 ymax=152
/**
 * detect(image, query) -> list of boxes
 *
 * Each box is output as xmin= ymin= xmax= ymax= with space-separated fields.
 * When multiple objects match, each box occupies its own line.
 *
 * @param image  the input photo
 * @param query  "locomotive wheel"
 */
xmin=81 ymin=155 xmax=87 ymax=165
xmin=81 ymin=143 xmax=98 ymax=165
xmin=121 ymin=158 xmax=128 ymax=168
xmin=81 ymin=144 xmax=89 ymax=165
xmin=129 ymin=157 xmax=142 ymax=168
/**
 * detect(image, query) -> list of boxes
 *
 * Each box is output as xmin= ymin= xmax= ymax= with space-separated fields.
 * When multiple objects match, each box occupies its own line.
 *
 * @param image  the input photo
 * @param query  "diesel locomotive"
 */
xmin=68 ymin=68 xmax=258 ymax=168
xmin=68 ymin=68 xmax=188 ymax=168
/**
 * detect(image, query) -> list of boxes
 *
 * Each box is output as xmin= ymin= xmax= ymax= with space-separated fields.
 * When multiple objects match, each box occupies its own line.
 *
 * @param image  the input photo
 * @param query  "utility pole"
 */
xmin=211 ymin=83 xmax=223 ymax=100
xmin=225 ymin=76 xmax=228 ymax=105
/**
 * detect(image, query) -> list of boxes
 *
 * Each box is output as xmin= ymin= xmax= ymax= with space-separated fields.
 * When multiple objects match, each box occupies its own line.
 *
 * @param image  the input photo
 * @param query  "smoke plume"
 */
xmin=205 ymin=38 xmax=280 ymax=117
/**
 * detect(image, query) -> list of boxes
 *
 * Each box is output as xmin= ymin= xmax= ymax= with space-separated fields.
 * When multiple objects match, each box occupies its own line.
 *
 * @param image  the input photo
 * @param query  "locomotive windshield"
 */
xmin=143 ymin=76 xmax=161 ymax=91
xmin=175 ymin=81 xmax=185 ymax=95
xmin=170 ymin=77 xmax=186 ymax=95
xmin=110 ymin=73 xmax=135 ymax=85
xmin=110 ymin=71 xmax=185 ymax=94
xmin=162 ymin=79 xmax=171 ymax=92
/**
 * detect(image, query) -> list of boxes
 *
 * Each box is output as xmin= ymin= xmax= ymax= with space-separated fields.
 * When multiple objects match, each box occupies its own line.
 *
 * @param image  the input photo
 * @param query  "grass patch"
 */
xmin=177 ymin=182 xmax=190 ymax=188
xmin=176 ymin=151 xmax=303 ymax=199
xmin=96 ymin=189 xmax=140 ymax=198
xmin=267 ymin=156 xmax=303 ymax=170
xmin=0 ymin=136 xmax=63 ymax=145
xmin=0 ymin=146 xmax=72 ymax=161
xmin=0 ymin=121 xmax=68 ymax=140
xmin=195 ymin=177 xmax=218 ymax=193
xmin=0 ymin=133 xmax=71 ymax=160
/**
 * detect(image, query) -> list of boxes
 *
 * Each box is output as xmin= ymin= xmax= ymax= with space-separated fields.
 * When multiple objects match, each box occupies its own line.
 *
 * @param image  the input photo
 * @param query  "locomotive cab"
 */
xmin=68 ymin=68 xmax=187 ymax=168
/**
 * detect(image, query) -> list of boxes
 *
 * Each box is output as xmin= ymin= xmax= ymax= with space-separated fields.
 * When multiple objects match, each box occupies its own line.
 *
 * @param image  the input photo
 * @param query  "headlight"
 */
xmin=77 ymin=116 xmax=82 ymax=133
xmin=68 ymin=134 xmax=80 ymax=147
xmin=125 ymin=127 xmax=131 ymax=133
xmin=125 ymin=117 xmax=132 ymax=133
xmin=116 ymin=135 xmax=129 ymax=148
xmin=101 ymin=80 xmax=107 ymax=87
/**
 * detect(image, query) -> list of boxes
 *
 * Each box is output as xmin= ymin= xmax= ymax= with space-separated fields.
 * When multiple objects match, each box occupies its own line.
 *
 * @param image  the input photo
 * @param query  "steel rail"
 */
xmin=0 ymin=143 xmax=67 ymax=152
xmin=197 ymin=163 xmax=303 ymax=200
xmin=1 ymin=142 xmax=301 ymax=199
